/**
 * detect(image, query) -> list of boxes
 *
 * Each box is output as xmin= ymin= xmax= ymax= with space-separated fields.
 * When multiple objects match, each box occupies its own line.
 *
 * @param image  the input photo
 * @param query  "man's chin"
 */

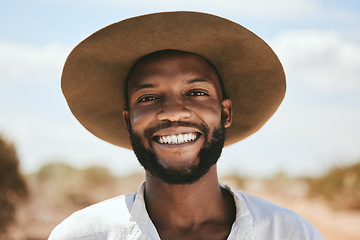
xmin=146 ymin=165 xmax=205 ymax=185
xmin=141 ymin=154 xmax=207 ymax=185
xmin=152 ymin=151 xmax=201 ymax=171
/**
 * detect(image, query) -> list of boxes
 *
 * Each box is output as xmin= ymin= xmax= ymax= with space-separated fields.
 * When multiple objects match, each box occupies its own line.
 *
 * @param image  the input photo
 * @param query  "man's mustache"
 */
xmin=144 ymin=121 xmax=209 ymax=140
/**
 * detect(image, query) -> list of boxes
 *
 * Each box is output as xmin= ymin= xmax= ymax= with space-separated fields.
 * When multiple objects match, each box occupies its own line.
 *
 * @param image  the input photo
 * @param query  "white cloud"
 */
xmin=52 ymin=0 xmax=319 ymax=20
xmin=136 ymin=0 xmax=317 ymax=16
xmin=0 ymin=40 xmax=70 ymax=83
xmin=271 ymin=30 xmax=360 ymax=93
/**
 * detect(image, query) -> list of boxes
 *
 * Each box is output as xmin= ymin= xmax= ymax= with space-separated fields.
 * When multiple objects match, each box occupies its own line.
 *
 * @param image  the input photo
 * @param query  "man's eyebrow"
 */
xmin=134 ymin=83 xmax=156 ymax=92
xmin=187 ymin=78 xmax=210 ymax=84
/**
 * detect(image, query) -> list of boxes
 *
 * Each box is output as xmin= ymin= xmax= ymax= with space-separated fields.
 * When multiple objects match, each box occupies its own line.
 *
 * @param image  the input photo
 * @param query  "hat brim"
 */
xmin=62 ymin=11 xmax=286 ymax=149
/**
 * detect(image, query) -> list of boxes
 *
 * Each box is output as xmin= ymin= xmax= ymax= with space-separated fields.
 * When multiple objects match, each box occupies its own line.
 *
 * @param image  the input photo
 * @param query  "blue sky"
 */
xmin=1 ymin=0 xmax=359 ymax=178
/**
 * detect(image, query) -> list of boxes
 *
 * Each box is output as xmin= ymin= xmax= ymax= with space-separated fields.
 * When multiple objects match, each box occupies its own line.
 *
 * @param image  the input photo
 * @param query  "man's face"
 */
xmin=123 ymin=50 xmax=232 ymax=184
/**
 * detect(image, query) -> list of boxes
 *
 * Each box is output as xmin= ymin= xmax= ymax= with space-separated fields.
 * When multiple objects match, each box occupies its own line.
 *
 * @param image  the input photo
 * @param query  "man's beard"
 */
xmin=128 ymin=119 xmax=226 ymax=185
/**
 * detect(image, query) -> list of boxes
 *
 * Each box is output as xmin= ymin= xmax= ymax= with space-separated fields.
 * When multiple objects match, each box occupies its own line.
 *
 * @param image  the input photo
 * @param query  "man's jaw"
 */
xmin=128 ymin=121 xmax=225 ymax=185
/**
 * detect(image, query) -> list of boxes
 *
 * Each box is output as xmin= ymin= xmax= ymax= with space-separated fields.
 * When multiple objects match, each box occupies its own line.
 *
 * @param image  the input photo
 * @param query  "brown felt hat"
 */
xmin=62 ymin=11 xmax=286 ymax=149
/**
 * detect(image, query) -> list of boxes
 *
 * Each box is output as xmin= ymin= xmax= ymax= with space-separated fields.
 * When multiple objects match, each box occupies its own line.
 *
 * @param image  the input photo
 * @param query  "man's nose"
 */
xmin=157 ymin=99 xmax=191 ymax=122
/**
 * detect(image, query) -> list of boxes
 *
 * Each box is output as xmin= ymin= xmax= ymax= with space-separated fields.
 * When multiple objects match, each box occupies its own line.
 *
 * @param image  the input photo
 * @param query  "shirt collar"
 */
xmin=128 ymin=182 xmax=255 ymax=240
xmin=221 ymin=183 xmax=256 ymax=240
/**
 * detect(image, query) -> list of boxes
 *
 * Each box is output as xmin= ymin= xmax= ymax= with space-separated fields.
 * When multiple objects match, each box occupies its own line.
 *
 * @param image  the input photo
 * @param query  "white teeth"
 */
xmin=157 ymin=133 xmax=198 ymax=145
xmin=189 ymin=133 xmax=194 ymax=140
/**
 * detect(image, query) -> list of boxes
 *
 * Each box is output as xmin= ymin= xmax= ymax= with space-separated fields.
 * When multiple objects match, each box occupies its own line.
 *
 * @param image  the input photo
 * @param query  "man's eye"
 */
xmin=137 ymin=96 xmax=159 ymax=103
xmin=187 ymin=91 xmax=209 ymax=97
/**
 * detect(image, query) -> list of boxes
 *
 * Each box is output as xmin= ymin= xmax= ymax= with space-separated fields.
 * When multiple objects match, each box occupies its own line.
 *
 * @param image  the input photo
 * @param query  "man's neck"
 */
xmin=144 ymin=165 xmax=236 ymax=239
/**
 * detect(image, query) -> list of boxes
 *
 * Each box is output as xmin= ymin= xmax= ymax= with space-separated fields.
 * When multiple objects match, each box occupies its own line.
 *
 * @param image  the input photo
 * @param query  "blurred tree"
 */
xmin=0 ymin=134 xmax=28 ymax=235
xmin=308 ymin=161 xmax=360 ymax=210
xmin=34 ymin=162 xmax=116 ymax=208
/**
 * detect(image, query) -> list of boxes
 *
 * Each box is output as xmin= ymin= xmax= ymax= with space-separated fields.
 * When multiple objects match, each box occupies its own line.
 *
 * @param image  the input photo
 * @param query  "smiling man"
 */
xmin=49 ymin=12 xmax=325 ymax=240
xmin=124 ymin=50 xmax=231 ymax=186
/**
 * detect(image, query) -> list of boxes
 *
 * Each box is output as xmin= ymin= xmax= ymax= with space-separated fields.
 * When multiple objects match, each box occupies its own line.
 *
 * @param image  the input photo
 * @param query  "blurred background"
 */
xmin=0 ymin=0 xmax=359 ymax=239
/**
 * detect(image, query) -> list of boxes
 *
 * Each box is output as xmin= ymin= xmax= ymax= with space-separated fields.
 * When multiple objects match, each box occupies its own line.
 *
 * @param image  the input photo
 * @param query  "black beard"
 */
xmin=128 ymin=120 xmax=225 ymax=185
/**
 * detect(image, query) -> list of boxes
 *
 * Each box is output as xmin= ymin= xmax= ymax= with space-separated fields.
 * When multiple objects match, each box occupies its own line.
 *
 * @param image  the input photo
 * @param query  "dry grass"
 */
xmin=307 ymin=161 xmax=360 ymax=210
xmin=33 ymin=163 xmax=119 ymax=208
xmin=1 ymin=137 xmax=360 ymax=239
xmin=3 ymin=162 xmax=360 ymax=240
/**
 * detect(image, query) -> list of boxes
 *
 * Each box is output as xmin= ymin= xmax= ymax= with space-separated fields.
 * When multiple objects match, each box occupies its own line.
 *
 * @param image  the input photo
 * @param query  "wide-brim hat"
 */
xmin=62 ymin=11 xmax=286 ymax=149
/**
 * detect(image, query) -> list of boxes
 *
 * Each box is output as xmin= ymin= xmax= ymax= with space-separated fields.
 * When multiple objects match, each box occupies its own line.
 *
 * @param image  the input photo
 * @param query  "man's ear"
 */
xmin=221 ymin=99 xmax=232 ymax=128
xmin=122 ymin=110 xmax=131 ymax=134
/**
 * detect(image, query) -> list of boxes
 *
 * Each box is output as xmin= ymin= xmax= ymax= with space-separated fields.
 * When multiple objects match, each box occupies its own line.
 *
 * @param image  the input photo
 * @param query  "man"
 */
xmin=49 ymin=12 xmax=324 ymax=239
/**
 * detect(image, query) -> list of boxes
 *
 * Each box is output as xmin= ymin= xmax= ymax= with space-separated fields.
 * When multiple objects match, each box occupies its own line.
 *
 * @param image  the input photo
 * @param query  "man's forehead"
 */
xmin=134 ymin=78 xmax=212 ymax=92
xmin=126 ymin=50 xmax=225 ymax=96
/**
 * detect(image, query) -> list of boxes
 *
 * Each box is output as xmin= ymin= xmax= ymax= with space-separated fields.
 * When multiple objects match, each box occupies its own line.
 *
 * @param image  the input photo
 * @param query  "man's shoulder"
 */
xmin=48 ymin=192 xmax=136 ymax=240
xmin=229 ymin=187 xmax=325 ymax=239
xmin=234 ymin=189 xmax=297 ymax=218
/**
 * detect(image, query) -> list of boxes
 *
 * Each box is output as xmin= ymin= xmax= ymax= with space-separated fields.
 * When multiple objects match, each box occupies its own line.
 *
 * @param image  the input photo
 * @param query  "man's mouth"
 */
xmin=154 ymin=132 xmax=200 ymax=145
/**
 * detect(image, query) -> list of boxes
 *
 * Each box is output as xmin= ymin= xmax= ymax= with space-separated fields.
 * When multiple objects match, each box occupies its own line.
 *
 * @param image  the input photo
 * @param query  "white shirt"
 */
xmin=48 ymin=183 xmax=325 ymax=239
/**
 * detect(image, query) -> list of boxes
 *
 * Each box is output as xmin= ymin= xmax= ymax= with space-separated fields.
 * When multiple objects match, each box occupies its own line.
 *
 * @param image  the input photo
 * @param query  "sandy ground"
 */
xmin=5 ymin=175 xmax=360 ymax=240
